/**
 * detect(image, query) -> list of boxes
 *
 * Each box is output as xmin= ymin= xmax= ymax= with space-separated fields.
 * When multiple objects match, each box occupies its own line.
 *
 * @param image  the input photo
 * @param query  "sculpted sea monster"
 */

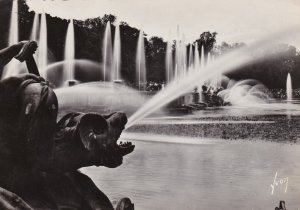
xmin=0 ymin=41 xmax=134 ymax=210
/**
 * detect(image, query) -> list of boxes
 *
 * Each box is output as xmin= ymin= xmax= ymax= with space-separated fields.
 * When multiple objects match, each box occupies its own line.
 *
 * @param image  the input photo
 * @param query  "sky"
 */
xmin=26 ymin=0 xmax=300 ymax=47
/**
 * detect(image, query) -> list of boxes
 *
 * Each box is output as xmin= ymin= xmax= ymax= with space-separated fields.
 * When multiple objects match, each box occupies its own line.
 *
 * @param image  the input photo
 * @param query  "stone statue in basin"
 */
xmin=0 ymin=41 xmax=134 ymax=210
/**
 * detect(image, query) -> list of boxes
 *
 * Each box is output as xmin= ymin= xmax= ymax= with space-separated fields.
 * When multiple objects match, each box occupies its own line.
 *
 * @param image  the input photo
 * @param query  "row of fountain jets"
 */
xmin=3 ymin=0 xmax=292 ymax=100
xmin=4 ymin=0 xmax=221 ymax=89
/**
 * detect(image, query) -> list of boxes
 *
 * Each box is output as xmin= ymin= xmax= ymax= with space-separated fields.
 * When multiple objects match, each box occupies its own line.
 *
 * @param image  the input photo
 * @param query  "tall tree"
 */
xmin=195 ymin=31 xmax=217 ymax=56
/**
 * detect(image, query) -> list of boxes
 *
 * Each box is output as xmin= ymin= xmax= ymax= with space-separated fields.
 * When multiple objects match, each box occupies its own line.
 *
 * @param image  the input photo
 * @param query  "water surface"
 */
xmin=82 ymin=139 xmax=300 ymax=209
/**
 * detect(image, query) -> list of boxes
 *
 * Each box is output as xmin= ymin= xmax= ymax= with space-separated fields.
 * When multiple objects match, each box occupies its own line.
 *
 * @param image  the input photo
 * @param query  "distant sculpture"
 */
xmin=0 ymin=41 xmax=134 ymax=209
xmin=275 ymin=201 xmax=287 ymax=210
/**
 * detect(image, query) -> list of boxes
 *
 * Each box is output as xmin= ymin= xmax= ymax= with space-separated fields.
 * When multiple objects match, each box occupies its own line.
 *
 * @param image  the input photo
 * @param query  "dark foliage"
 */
xmin=0 ymin=0 xmax=299 ymax=89
xmin=217 ymin=42 xmax=300 ymax=88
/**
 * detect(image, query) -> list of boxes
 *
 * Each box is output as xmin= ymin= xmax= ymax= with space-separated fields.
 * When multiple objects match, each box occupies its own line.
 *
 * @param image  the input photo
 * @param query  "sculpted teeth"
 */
xmin=118 ymin=141 xmax=132 ymax=147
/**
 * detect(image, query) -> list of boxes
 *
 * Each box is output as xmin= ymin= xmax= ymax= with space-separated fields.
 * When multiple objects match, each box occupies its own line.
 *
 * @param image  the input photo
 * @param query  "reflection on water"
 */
xmin=82 ymin=139 xmax=300 ymax=210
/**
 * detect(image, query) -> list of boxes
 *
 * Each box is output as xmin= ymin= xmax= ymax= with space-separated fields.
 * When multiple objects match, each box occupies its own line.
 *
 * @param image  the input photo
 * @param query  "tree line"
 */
xmin=0 ymin=0 xmax=299 ymax=89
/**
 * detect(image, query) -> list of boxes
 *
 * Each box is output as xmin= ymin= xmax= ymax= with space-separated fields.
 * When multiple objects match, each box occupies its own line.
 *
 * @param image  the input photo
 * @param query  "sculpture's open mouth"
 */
xmin=95 ymin=140 xmax=135 ymax=168
xmin=117 ymin=141 xmax=135 ymax=156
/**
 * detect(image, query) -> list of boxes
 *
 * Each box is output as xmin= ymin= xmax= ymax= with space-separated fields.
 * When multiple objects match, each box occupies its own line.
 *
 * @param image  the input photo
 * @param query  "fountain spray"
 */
xmin=103 ymin=21 xmax=113 ymax=82
xmin=38 ymin=12 xmax=48 ymax=78
xmin=136 ymin=30 xmax=146 ymax=90
xmin=286 ymin=73 xmax=292 ymax=101
xmin=2 ymin=0 xmax=19 ymax=78
xmin=113 ymin=23 xmax=121 ymax=81
xmin=126 ymin=26 xmax=300 ymax=129
xmin=64 ymin=19 xmax=75 ymax=81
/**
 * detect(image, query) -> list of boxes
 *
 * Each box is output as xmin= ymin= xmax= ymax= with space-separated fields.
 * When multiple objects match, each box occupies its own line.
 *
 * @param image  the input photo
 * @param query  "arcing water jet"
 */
xmin=126 ymin=26 xmax=300 ymax=129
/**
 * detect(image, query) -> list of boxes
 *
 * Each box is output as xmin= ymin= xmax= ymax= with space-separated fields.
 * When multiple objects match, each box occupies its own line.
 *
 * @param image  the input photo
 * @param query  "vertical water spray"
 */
xmin=174 ymin=33 xmax=188 ymax=79
xmin=30 ymin=13 xmax=40 ymax=41
xmin=188 ymin=44 xmax=194 ymax=71
xmin=9 ymin=0 xmax=18 ymax=45
xmin=180 ymin=36 xmax=187 ymax=76
xmin=178 ymin=35 xmax=187 ymax=76
xmin=174 ymin=40 xmax=179 ymax=80
xmin=3 ymin=0 xmax=19 ymax=78
xmin=200 ymin=45 xmax=205 ymax=69
xmin=214 ymin=56 xmax=220 ymax=87
xmin=38 ymin=13 xmax=48 ymax=78
xmin=194 ymin=43 xmax=200 ymax=70
xmin=64 ymin=19 xmax=75 ymax=81
xmin=112 ymin=23 xmax=121 ymax=81
xmin=136 ymin=30 xmax=146 ymax=90
xmin=207 ymin=52 xmax=211 ymax=65
xmin=165 ymin=41 xmax=173 ymax=83
xmin=30 ymin=13 xmax=40 ymax=63
xmin=102 ymin=21 xmax=113 ymax=82
xmin=286 ymin=73 xmax=292 ymax=101
xmin=212 ymin=55 xmax=221 ymax=88
xmin=212 ymin=55 xmax=219 ymax=87
xmin=194 ymin=42 xmax=202 ymax=101
xmin=206 ymin=52 xmax=212 ymax=86
xmin=174 ymin=26 xmax=180 ymax=80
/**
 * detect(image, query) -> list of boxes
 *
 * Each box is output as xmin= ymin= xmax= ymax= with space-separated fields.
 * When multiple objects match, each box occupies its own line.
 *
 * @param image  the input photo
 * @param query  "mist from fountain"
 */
xmin=136 ymin=30 xmax=146 ymax=90
xmin=64 ymin=19 xmax=75 ymax=81
xmin=55 ymin=81 xmax=148 ymax=115
xmin=125 ymin=26 xmax=300 ymax=129
xmin=206 ymin=52 xmax=212 ymax=86
xmin=3 ymin=0 xmax=19 ymax=78
xmin=112 ymin=23 xmax=121 ymax=81
xmin=286 ymin=73 xmax=292 ymax=101
xmin=212 ymin=55 xmax=221 ymax=87
xmin=217 ymin=79 xmax=271 ymax=105
xmin=207 ymin=52 xmax=211 ymax=65
xmin=44 ymin=59 xmax=102 ymax=87
xmin=37 ymin=13 xmax=48 ymax=78
xmin=102 ymin=21 xmax=113 ymax=82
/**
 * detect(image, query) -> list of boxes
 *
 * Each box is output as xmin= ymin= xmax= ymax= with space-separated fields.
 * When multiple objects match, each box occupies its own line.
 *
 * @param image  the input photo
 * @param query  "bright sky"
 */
xmin=26 ymin=0 xmax=300 ymax=47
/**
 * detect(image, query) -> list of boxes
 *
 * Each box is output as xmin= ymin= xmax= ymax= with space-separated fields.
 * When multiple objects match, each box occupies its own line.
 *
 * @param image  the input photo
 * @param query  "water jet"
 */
xmin=136 ymin=30 xmax=146 ymax=90
xmin=64 ymin=19 xmax=75 ymax=81
xmin=102 ymin=21 xmax=113 ymax=82
xmin=286 ymin=73 xmax=292 ymax=101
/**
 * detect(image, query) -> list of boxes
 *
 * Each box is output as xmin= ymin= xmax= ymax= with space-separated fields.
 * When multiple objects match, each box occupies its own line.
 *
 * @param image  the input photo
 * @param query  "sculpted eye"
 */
xmin=88 ymin=132 xmax=97 ymax=139
xmin=25 ymin=103 xmax=33 ymax=115
xmin=51 ymin=104 xmax=56 ymax=110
